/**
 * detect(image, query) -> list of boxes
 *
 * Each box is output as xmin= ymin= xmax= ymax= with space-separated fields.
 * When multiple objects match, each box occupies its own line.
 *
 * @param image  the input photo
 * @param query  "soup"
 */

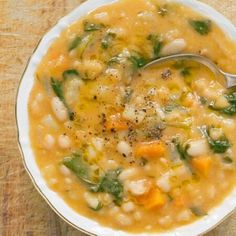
xmin=28 ymin=0 xmax=236 ymax=232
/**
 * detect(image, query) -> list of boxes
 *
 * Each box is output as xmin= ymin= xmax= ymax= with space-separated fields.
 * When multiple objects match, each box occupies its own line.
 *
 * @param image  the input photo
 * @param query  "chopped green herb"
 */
xmin=77 ymin=34 xmax=94 ymax=59
xmin=90 ymin=168 xmax=123 ymax=204
xmin=189 ymin=19 xmax=211 ymax=35
xmin=200 ymin=126 xmax=231 ymax=153
xmin=63 ymin=152 xmax=94 ymax=184
xmin=222 ymin=156 xmax=233 ymax=164
xmin=190 ymin=207 xmax=207 ymax=216
xmin=84 ymin=22 xmax=104 ymax=31
xmin=177 ymin=142 xmax=189 ymax=161
xmin=51 ymin=77 xmax=64 ymax=101
xmin=69 ymin=36 xmax=81 ymax=51
xmin=200 ymin=97 xmax=207 ymax=105
xmin=63 ymin=69 xmax=79 ymax=81
xmin=209 ymin=92 xmax=236 ymax=116
xmin=129 ymin=54 xmax=147 ymax=69
xmin=180 ymin=67 xmax=191 ymax=77
xmin=101 ymin=33 xmax=116 ymax=49
xmin=173 ymin=61 xmax=192 ymax=81
xmin=50 ymin=77 xmax=75 ymax=120
xmin=167 ymin=194 xmax=173 ymax=202
xmin=147 ymin=34 xmax=163 ymax=58
xmin=172 ymin=138 xmax=189 ymax=161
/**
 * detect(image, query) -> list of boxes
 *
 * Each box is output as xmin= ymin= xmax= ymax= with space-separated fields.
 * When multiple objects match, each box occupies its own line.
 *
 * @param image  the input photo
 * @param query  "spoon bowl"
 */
xmin=144 ymin=53 xmax=236 ymax=88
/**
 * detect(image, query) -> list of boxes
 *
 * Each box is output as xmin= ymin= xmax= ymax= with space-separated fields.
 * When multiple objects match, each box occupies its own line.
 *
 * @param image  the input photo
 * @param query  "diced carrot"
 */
xmin=136 ymin=188 xmax=167 ymax=209
xmin=106 ymin=113 xmax=128 ymax=131
xmin=146 ymin=188 xmax=167 ymax=209
xmin=191 ymin=156 xmax=212 ymax=177
xmin=134 ymin=141 xmax=166 ymax=159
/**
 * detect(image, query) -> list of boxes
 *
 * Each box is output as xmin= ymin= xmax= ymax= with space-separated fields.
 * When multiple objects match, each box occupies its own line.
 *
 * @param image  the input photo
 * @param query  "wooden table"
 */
xmin=0 ymin=0 xmax=236 ymax=235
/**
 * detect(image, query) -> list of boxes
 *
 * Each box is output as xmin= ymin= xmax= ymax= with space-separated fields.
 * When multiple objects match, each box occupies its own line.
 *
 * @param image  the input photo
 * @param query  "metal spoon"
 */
xmin=143 ymin=53 xmax=236 ymax=89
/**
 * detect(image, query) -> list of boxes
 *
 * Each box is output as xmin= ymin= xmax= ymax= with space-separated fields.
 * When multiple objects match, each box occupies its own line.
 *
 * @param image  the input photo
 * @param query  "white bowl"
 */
xmin=16 ymin=0 xmax=236 ymax=235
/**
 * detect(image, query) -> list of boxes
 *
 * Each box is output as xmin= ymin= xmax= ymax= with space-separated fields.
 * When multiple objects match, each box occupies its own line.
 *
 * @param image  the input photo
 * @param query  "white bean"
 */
xmin=51 ymin=97 xmax=68 ymax=122
xmin=122 ymin=201 xmax=135 ymax=213
xmin=209 ymin=128 xmax=223 ymax=140
xmin=109 ymin=206 xmax=120 ymax=215
xmin=99 ymin=193 xmax=113 ymax=206
xmin=158 ymin=215 xmax=172 ymax=227
xmin=177 ymin=209 xmax=193 ymax=222
xmin=58 ymin=134 xmax=71 ymax=149
xmin=156 ymin=172 xmax=172 ymax=192
xmin=187 ymin=139 xmax=209 ymax=157
xmin=82 ymin=60 xmax=104 ymax=80
xmin=127 ymin=179 xmax=151 ymax=196
xmin=119 ymin=168 xmax=138 ymax=181
xmin=84 ymin=192 xmax=100 ymax=209
xmin=92 ymin=137 xmax=104 ymax=152
xmin=161 ymin=38 xmax=186 ymax=56
xmin=87 ymin=146 xmax=97 ymax=160
xmin=215 ymin=95 xmax=229 ymax=109
xmin=116 ymin=213 xmax=133 ymax=226
xmin=117 ymin=141 xmax=132 ymax=157
xmin=41 ymin=114 xmax=58 ymax=130
xmin=43 ymin=134 xmax=55 ymax=150
xmin=122 ymin=105 xmax=146 ymax=124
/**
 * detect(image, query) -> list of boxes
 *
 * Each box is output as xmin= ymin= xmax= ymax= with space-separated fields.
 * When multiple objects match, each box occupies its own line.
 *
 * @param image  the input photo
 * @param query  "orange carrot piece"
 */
xmin=134 ymin=141 xmax=166 ymax=159
xmin=191 ymin=156 xmax=212 ymax=177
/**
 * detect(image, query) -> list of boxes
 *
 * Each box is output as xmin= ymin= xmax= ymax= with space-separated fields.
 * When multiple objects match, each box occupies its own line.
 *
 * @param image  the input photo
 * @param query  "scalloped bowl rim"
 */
xmin=16 ymin=0 xmax=236 ymax=235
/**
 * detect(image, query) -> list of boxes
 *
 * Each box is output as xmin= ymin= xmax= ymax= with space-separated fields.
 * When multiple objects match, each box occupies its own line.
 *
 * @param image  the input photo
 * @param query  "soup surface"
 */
xmin=28 ymin=0 xmax=236 ymax=232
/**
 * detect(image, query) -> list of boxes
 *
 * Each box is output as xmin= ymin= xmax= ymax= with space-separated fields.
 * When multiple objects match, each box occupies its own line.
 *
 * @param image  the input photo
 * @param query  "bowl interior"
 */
xmin=16 ymin=0 xmax=236 ymax=235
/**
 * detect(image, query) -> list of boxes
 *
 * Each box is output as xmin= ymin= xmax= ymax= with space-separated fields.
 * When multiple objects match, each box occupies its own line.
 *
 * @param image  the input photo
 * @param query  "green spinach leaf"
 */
xmin=189 ymin=19 xmax=211 ymax=35
xmin=69 ymin=36 xmax=81 ymax=51
xmin=50 ymin=77 xmax=75 ymax=120
xmin=190 ymin=207 xmax=207 ymax=217
xmin=90 ymin=168 xmax=123 ymax=204
xmin=129 ymin=54 xmax=147 ymax=69
xmin=147 ymin=34 xmax=163 ymax=58
xmin=101 ymin=33 xmax=116 ymax=49
xmin=63 ymin=69 xmax=80 ymax=81
xmin=209 ymin=92 xmax=236 ymax=116
xmin=223 ymin=156 xmax=233 ymax=164
xmin=200 ymin=126 xmax=231 ymax=153
xmin=63 ymin=152 xmax=94 ymax=184
xmin=172 ymin=138 xmax=189 ymax=161
xmin=51 ymin=77 xmax=64 ymax=101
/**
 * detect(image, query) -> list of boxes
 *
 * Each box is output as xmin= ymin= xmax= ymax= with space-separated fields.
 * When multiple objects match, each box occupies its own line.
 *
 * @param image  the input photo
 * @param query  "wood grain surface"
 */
xmin=0 ymin=0 xmax=236 ymax=235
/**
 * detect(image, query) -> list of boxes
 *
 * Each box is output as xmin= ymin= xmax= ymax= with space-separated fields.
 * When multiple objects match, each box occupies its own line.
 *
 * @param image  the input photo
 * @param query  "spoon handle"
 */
xmin=222 ymin=72 xmax=236 ymax=88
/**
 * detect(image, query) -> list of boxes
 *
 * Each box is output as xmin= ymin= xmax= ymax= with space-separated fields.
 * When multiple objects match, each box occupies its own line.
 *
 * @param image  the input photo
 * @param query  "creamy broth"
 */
xmin=29 ymin=0 xmax=236 ymax=232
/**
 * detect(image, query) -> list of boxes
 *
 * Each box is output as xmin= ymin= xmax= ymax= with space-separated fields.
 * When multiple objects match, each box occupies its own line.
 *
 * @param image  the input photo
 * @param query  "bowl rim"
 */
xmin=16 ymin=0 xmax=236 ymax=235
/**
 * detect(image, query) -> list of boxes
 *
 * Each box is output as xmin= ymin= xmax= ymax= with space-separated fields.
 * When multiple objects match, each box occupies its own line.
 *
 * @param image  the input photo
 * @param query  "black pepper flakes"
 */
xmin=161 ymin=69 xmax=172 ymax=80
